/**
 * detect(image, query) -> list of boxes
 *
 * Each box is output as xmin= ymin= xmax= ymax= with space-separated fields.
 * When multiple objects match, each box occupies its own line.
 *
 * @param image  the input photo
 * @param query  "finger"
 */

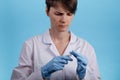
xmin=58 ymin=59 xmax=68 ymax=64
xmin=70 ymin=51 xmax=79 ymax=58
xmin=70 ymin=51 xmax=83 ymax=61
xmin=58 ymin=62 xmax=66 ymax=67
xmin=60 ymin=55 xmax=73 ymax=61
xmin=70 ymin=51 xmax=85 ymax=60
xmin=54 ymin=63 xmax=64 ymax=70
xmin=70 ymin=51 xmax=88 ymax=64
xmin=53 ymin=56 xmax=71 ymax=65
xmin=77 ymin=62 xmax=87 ymax=70
xmin=49 ymin=64 xmax=63 ymax=73
xmin=55 ymin=56 xmax=73 ymax=65
xmin=77 ymin=56 xmax=88 ymax=65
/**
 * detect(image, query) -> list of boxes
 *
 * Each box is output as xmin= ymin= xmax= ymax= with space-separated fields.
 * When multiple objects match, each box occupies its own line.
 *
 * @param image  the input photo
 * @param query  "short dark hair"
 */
xmin=46 ymin=0 xmax=77 ymax=14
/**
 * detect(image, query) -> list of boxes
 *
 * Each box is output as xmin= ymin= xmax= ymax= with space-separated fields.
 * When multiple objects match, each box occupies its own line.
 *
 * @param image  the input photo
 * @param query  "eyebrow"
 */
xmin=55 ymin=10 xmax=64 ymax=14
xmin=55 ymin=10 xmax=71 ymax=14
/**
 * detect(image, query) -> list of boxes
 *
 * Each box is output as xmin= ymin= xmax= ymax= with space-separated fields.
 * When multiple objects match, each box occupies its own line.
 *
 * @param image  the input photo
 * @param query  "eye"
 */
xmin=67 ymin=13 xmax=73 ymax=16
xmin=54 ymin=12 xmax=63 ymax=16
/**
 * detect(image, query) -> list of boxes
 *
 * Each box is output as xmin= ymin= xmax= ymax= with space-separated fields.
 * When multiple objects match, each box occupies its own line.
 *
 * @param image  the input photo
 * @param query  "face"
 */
xmin=46 ymin=3 xmax=74 ymax=32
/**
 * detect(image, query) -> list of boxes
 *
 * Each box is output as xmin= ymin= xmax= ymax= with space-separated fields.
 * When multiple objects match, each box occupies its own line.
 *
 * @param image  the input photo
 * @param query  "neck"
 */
xmin=49 ymin=29 xmax=70 ymax=42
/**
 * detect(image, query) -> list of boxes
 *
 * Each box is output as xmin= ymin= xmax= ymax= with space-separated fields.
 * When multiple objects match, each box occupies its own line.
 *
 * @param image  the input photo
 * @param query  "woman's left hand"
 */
xmin=70 ymin=51 xmax=88 ymax=79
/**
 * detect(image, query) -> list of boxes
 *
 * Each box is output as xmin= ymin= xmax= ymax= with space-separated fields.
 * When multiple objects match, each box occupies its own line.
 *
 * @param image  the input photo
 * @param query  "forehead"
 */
xmin=50 ymin=3 xmax=71 ymax=13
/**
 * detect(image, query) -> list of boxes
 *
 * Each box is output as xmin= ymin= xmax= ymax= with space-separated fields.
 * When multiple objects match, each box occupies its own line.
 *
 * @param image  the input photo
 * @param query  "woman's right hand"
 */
xmin=41 ymin=55 xmax=73 ymax=79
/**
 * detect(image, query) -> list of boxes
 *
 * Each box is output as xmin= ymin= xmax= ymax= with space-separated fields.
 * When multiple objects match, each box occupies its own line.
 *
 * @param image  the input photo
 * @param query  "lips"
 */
xmin=59 ymin=25 xmax=68 ymax=27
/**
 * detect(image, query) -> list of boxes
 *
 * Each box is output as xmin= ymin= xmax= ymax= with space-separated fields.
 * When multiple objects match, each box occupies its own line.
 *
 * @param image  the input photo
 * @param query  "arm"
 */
xmin=70 ymin=50 xmax=101 ymax=80
xmin=11 ymin=41 xmax=43 ymax=80
xmin=85 ymin=49 xmax=101 ymax=80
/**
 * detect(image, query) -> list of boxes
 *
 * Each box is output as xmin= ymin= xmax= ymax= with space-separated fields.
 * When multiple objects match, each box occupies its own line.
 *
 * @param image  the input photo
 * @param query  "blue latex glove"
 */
xmin=70 ymin=51 xmax=88 ymax=80
xmin=41 ymin=55 xmax=73 ymax=79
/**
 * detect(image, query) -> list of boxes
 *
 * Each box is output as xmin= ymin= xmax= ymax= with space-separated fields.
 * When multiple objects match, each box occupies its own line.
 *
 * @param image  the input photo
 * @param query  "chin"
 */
xmin=58 ymin=25 xmax=69 ymax=31
xmin=58 ymin=29 xmax=68 ymax=32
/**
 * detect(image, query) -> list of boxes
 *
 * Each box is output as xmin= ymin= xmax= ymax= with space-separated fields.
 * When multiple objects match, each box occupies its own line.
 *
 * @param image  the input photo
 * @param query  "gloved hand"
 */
xmin=70 ymin=51 xmax=88 ymax=80
xmin=41 ymin=55 xmax=73 ymax=79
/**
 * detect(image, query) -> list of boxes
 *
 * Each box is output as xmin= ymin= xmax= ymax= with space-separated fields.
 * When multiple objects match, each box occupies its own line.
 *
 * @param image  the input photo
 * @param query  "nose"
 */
xmin=60 ymin=15 xmax=67 ymax=23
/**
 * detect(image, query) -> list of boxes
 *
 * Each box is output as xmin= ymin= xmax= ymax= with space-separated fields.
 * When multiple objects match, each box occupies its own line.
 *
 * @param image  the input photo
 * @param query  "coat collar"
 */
xmin=42 ymin=30 xmax=77 ymax=45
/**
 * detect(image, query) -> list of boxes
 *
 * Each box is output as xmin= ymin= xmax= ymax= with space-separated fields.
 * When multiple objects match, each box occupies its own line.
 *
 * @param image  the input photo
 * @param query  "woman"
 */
xmin=11 ymin=0 xmax=101 ymax=80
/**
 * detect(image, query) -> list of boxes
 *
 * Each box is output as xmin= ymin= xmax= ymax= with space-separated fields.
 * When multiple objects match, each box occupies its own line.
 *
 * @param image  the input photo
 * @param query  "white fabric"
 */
xmin=11 ymin=30 xmax=101 ymax=80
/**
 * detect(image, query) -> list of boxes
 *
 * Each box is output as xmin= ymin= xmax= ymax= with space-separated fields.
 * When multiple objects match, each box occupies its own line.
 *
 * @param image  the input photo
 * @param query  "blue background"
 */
xmin=0 ymin=0 xmax=120 ymax=80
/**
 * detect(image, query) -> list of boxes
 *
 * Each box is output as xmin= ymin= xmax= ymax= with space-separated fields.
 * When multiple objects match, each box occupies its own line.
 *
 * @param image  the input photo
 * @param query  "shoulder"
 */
xmin=23 ymin=34 xmax=43 ymax=47
xmin=71 ymin=32 xmax=94 ymax=49
xmin=78 ymin=37 xmax=94 ymax=50
xmin=72 ymin=33 xmax=95 ymax=54
xmin=22 ymin=30 xmax=51 ymax=48
xmin=75 ymin=37 xmax=97 ymax=61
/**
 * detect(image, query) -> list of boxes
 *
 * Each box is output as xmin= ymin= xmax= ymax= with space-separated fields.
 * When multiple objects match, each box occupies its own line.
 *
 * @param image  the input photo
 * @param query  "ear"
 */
xmin=46 ymin=7 xmax=49 ymax=16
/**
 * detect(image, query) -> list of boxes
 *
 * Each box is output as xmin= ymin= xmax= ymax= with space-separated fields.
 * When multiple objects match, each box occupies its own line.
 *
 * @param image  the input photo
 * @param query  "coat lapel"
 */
xmin=42 ymin=30 xmax=77 ymax=56
xmin=42 ymin=30 xmax=60 ymax=56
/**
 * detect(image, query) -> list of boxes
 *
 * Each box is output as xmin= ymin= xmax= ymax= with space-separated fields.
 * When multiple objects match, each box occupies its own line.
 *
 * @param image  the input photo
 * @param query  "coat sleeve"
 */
xmin=11 ymin=41 xmax=43 ymax=80
xmin=84 ymin=44 xmax=101 ymax=80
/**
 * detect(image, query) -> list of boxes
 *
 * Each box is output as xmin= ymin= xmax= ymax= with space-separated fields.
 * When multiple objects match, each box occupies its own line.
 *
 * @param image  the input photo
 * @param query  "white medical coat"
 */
xmin=11 ymin=30 xmax=101 ymax=80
